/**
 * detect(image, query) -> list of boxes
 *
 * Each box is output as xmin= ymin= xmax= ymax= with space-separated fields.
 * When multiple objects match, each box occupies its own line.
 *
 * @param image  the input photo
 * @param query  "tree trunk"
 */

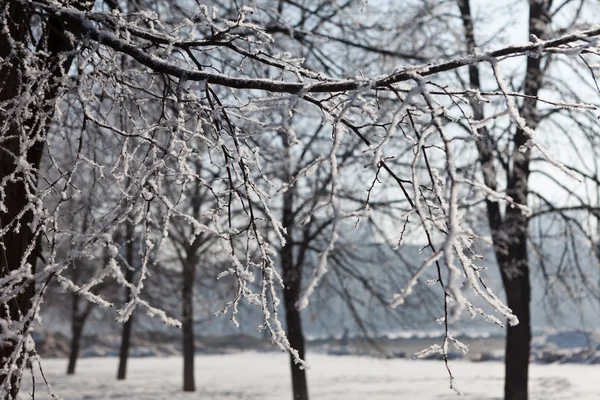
xmin=499 ymin=254 xmax=531 ymax=400
xmin=117 ymin=223 xmax=135 ymax=380
xmin=182 ymin=258 xmax=196 ymax=392
xmin=282 ymin=276 xmax=308 ymax=400
xmin=67 ymin=290 xmax=85 ymax=375
xmin=0 ymin=4 xmax=31 ymax=398
xmin=498 ymin=3 xmax=547 ymax=400
xmin=496 ymin=203 xmax=532 ymax=400
xmin=67 ymin=319 xmax=84 ymax=375
xmin=117 ymin=313 xmax=133 ymax=380
xmin=280 ymin=168 xmax=309 ymax=400
xmin=1 ymin=0 xmax=92 ymax=394
xmin=458 ymin=1 xmax=549 ymax=399
xmin=0 ymin=3 xmax=47 ymax=397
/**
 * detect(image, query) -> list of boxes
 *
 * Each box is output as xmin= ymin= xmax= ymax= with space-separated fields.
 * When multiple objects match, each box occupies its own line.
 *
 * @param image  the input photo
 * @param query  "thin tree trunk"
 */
xmin=282 ymin=276 xmax=308 ymax=400
xmin=67 ymin=289 xmax=85 ymax=375
xmin=117 ymin=222 xmax=135 ymax=380
xmin=180 ymin=169 xmax=205 ymax=392
xmin=67 ymin=320 xmax=84 ymax=375
xmin=182 ymin=258 xmax=196 ymax=392
xmin=117 ymin=312 xmax=133 ymax=380
xmin=280 ymin=162 xmax=309 ymax=400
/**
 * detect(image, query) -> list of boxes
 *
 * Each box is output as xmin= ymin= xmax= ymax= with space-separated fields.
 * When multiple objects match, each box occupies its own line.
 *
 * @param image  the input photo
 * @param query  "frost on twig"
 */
xmin=1 ymin=1 xmax=600 ymax=397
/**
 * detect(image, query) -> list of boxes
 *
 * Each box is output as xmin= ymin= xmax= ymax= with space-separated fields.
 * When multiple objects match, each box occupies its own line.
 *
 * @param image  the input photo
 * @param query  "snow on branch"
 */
xmin=1 ymin=1 xmax=600 ymax=396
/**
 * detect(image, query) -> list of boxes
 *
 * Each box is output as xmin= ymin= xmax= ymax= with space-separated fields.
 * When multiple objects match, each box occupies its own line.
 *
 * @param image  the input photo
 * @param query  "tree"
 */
xmin=451 ymin=1 xmax=600 ymax=398
xmin=164 ymin=158 xmax=222 ymax=392
xmin=453 ymin=2 xmax=540 ymax=397
xmin=1 ymin=1 xmax=600 ymax=399
xmin=64 ymin=252 xmax=112 ymax=376
xmin=248 ymin=114 xmax=416 ymax=400
xmin=60 ymin=239 xmax=113 ymax=376
xmin=243 ymin=3 xmax=438 ymax=396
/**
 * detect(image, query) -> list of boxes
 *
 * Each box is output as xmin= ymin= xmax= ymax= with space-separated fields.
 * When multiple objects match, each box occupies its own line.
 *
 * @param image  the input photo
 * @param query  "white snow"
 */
xmin=21 ymin=352 xmax=599 ymax=399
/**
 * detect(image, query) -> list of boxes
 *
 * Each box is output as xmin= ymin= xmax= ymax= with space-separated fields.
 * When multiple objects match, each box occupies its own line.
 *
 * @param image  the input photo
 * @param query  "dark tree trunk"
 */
xmin=66 ymin=257 xmax=95 ymax=376
xmin=0 ymin=4 xmax=34 ymax=397
xmin=282 ymin=273 xmax=308 ymax=400
xmin=117 ymin=312 xmax=133 ymax=380
xmin=0 ymin=1 xmax=73 ymax=396
xmin=458 ymin=1 xmax=549 ymax=399
xmin=182 ymin=258 xmax=196 ymax=392
xmin=496 ymin=195 xmax=532 ymax=400
xmin=280 ymin=166 xmax=309 ymax=400
xmin=180 ymin=173 xmax=205 ymax=392
xmin=66 ymin=288 xmax=90 ymax=376
xmin=67 ymin=319 xmax=84 ymax=375
xmin=499 ymin=251 xmax=531 ymax=400
xmin=117 ymin=223 xmax=135 ymax=380
xmin=498 ymin=3 xmax=547 ymax=400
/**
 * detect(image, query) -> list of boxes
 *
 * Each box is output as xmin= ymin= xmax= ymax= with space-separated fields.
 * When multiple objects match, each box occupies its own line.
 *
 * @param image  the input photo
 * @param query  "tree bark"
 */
xmin=0 ymin=2 xmax=73 ymax=396
xmin=499 ymin=3 xmax=547 ymax=400
xmin=280 ymin=162 xmax=309 ymax=400
xmin=0 ymin=4 xmax=33 ymax=397
xmin=458 ymin=1 xmax=549 ymax=399
xmin=67 ymin=319 xmax=84 ymax=375
xmin=499 ymin=250 xmax=531 ymax=400
xmin=180 ymin=171 xmax=205 ymax=392
xmin=496 ymin=184 xmax=532 ymax=400
xmin=117 ymin=223 xmax=135 ymax=380
xmin=282 ymin=273 xmax=308 ymax=400
xmin=116 ymin=311 xmax=133 ymax=380
xmin=67 ymin=286 xmax=90 ymax=376
xmin=182 ymin=257 xmax=196 ymax=392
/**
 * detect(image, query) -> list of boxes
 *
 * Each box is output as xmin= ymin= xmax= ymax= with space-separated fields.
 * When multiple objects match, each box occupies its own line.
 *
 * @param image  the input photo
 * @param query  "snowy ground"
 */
xmin=21 ymin=352 xmax=598 ymax=399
